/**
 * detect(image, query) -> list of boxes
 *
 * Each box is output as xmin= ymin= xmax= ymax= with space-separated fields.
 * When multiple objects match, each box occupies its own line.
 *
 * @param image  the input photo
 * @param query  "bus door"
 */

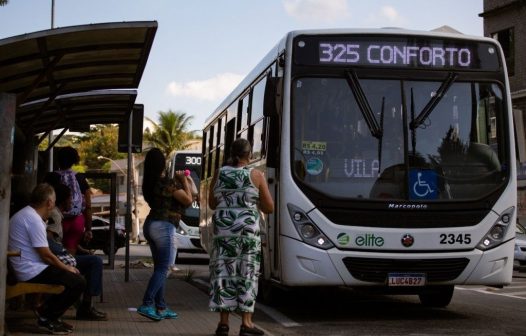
xmin=264 ymin=166 xmax=280 ymax=280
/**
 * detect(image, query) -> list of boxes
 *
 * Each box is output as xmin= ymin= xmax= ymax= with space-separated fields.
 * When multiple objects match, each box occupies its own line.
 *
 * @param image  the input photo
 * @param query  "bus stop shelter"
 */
xmin=0 ymin=21 xmax=157 ymax=335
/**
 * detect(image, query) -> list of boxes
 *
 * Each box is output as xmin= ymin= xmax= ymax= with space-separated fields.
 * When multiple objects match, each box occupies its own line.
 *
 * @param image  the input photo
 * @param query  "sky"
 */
xmin=0 ymin=0 xmax=484 ymax=132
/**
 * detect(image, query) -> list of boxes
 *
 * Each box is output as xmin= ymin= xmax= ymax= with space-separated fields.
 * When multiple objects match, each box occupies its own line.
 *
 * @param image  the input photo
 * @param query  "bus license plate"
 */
xmin=388 ymin=273 xmax=426 ymax=287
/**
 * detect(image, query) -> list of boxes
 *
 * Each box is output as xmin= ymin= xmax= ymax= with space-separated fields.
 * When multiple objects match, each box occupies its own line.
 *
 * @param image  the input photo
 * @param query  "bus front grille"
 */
xmin=342 ymin=257 xmax=469 ymax=283
xmin=319 ymin=208 xmax=489 ymax=228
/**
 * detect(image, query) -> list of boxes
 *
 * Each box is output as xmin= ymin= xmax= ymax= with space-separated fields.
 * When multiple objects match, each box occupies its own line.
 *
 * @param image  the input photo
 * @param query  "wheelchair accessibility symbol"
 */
xmin=409 ymin=169 xmax=438 ymax=200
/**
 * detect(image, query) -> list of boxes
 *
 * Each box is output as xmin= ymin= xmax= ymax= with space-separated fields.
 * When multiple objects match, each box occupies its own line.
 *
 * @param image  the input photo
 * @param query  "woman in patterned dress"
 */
xmin=208 ymin=138 xmax=274 ymax=336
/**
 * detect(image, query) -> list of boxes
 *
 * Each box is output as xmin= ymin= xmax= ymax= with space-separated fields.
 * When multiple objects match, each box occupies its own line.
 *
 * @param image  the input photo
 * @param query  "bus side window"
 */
xmin=238 ymin=94 xmax=250 ymax=134
xmin=225 ymin=119 xmax=236 ymax=164
xmin=251 ymin=119 xmax=264 ymax=161
xmin=251 ymin=76 xmax=267 ymax=161
xmin=207 ymin=126 xmax=215 ymax=178
xmin=219 ymin=115 xmax=226 ymax=147
xmin=210 ymin=149 xmax=217 ymax=175
xmin=202 ymin=130 xmax=208 ymax=179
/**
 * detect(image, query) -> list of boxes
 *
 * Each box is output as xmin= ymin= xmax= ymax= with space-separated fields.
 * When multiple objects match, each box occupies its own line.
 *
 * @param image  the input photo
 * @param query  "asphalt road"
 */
xmin=114 ymin=243 xmax=526 ymax=336
xmin=250 ymin=272 xmax=526 ymax=336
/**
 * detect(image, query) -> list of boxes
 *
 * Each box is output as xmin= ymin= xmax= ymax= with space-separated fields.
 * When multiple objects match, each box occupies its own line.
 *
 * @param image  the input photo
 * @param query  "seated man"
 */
xmin=46 ymin=183 xmax=107 ymax=321
xmin=8 ymin=183 xmax=86 ymax=334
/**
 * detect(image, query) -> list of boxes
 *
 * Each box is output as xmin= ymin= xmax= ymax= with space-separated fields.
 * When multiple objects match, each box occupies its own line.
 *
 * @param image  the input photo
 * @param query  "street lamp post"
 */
xmin=97 ymin=156 xmax=127 ymax=176
xmin=97 ymin=156 xmax=139 ymax=242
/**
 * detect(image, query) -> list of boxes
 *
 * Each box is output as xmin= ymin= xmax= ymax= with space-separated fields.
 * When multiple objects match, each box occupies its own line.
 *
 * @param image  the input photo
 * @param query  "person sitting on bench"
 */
xmin=46 ymin=182 xmax=107 ymax=321
xmin=8 ymin=183 xmax=86 ymax=335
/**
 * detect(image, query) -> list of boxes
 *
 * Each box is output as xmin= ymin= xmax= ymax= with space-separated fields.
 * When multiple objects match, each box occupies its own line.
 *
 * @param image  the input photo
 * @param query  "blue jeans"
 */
xmin=142 ymin=219 xmax=175 ymax=309
xmin=75 ymin=254 xmax=103 ymax=296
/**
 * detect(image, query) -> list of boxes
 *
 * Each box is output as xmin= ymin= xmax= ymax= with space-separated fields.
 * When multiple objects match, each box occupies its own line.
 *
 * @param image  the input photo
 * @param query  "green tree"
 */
xmin=78 ymin=124 xmax=125 ymax=169
xmin=38 ymin=133 xmax=81 ymax=151
xmin=0 ymin=0 xmax=8 ymax=6
xmin=144 ymin=110 xmax=194 ymax=158
xmin=77 ymin=124 xmax=126 ymax=192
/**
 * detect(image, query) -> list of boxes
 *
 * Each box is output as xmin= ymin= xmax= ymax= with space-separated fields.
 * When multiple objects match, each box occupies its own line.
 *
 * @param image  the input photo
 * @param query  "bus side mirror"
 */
xmin=263 ymin=76 xmax=282 ymax=118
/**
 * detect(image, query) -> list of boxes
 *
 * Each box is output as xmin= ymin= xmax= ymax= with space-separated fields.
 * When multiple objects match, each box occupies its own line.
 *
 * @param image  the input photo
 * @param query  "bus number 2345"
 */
xmin=439 ymin=233 xmax=471 ymax=245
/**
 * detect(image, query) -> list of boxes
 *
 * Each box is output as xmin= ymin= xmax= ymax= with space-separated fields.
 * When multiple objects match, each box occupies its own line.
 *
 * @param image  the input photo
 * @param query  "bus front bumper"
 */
xmin=279 ymin=236 xmax=514 ymax=287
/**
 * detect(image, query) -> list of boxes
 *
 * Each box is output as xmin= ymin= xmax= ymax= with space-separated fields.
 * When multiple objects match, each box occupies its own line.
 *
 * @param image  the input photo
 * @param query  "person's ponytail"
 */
xmin=227 ymin=139 xmax=251 ymax=166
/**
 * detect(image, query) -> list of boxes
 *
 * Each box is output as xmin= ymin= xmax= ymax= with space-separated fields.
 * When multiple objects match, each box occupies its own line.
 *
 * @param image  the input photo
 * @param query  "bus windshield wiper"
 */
xmin=410 ymin=72 xmax=458 ymax=130
xmin=345 ymin=70 xmax=382 ymax=138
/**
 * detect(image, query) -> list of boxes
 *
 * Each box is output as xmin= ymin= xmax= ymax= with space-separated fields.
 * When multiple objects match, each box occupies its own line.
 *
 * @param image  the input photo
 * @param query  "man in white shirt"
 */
xmin=9 ymin=183 xmax=86 ymax=335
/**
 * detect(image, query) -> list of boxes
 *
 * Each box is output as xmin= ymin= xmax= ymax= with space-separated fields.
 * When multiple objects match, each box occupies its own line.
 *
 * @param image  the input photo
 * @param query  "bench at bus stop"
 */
xmin=5 ymin=251 xmax=65 ymax=301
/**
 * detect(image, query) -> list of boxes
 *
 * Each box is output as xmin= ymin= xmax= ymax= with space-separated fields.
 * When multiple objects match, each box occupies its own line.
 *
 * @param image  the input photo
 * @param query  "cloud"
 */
xmin=380 ymin=6 xmax=403 ymax=23
xmin=283 ymin=0 xmax=350 ymax=22
xmin=166 ymin=73 xmax=244 ymax=101
xmin=367 ymin=5 xmax=407 ymax=27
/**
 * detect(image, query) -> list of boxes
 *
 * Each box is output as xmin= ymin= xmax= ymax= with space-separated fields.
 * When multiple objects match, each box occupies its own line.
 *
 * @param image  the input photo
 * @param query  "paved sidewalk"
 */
xmin=5 ymin=267 xmax=250 ymax=336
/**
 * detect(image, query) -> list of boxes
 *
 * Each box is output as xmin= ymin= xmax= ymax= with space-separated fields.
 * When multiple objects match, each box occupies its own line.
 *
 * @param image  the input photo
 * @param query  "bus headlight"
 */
xmin=477 ymin=206 xmax=514 ymax=251
xmin=177 ymin=226 xmax=188 ymax=236
xmin=287 ymin=203 xmax=334 ymax=250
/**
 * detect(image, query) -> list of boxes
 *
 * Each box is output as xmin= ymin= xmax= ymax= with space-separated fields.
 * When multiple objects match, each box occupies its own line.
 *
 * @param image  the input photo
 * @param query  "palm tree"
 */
xmin=143 ymin=110 xmax=194 ymax=158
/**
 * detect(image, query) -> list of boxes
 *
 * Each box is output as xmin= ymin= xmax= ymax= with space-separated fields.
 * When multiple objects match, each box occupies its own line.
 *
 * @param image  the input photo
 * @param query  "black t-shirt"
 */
xmin=146 ymin=176 xmax=184 ymax=226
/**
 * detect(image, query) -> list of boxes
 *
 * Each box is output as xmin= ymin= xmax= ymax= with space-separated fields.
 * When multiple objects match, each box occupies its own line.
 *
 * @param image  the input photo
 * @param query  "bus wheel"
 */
xmin=418 ymin=285 xmax=454 ymax=307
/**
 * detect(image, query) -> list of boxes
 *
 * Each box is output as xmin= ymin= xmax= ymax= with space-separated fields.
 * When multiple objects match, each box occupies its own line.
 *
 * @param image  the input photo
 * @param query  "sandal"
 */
xmin=239 ymin=324 xmax=264 ymax=336
xmin=215 ymin=323 xmax=229 ymax=336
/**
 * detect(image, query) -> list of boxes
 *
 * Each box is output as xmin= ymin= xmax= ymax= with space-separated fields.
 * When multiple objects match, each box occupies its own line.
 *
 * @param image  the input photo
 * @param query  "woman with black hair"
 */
xmin=137 ymin=148 xmax=193 ymax=321
xmin=208 ymin=138 xmax=274 ymax=336
xmin=53 ymin=146 xmax=93 ymax=256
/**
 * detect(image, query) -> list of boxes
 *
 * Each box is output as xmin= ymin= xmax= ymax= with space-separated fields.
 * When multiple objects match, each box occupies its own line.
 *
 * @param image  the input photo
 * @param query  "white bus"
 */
xmin=199 ymin=28 xmax=517 ymax=307
xmin=167 ymin=150 xmax=204 ymax=259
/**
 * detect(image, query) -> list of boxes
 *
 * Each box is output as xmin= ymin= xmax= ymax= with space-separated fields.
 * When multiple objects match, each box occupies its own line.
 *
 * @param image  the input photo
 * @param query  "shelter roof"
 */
xmin=17 ymin=90 xmax=137 ymax=134
xmin=0 ymin=21 xmax=157 ymax=133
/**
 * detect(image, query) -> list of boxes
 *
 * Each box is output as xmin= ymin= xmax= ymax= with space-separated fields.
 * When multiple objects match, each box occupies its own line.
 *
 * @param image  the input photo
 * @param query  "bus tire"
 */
xmin=257 ymin=277 xmax=276 ymax=305
xmin=418 ymin=285 xmax=454 ymax=308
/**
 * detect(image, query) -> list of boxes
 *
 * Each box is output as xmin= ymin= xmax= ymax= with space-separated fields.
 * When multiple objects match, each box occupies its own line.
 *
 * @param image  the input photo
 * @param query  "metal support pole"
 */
xmin=0 ymin=93 xmax=16 ymax=336
xmin=125 ymin=111 xmax=132 ymax=282
xmin=51 ymin=0 xmax=55 ymax=29
xmin=49 ymin=0 xmax=55 ymax=170
xmin=109 ymin=173 xmax=117 ymax=270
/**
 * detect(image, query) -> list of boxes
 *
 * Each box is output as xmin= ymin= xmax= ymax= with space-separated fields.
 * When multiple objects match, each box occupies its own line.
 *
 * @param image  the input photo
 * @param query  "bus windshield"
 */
xmin=292 ymin=76 xmax=508 ymax=201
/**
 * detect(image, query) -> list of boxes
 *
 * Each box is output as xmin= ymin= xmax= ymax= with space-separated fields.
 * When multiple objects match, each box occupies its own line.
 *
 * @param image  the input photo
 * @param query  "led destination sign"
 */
xmin=320 ymin=42 xmax=471 ymax=67
xmin=294 ymin=35 xmax=500 ymax=71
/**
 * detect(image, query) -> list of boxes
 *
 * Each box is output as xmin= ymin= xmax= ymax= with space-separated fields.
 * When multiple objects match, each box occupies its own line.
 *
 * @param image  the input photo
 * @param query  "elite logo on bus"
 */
xmin=337 ymin=233 xmax=350 ymax=245
xmin=355 ymin=233 xmax=384 ymax=247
